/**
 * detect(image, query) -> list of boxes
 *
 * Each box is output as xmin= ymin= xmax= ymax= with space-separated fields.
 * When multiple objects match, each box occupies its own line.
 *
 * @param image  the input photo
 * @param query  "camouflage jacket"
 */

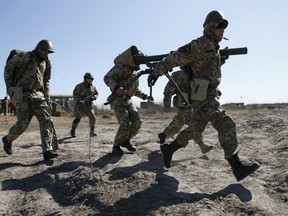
xmin=163 ymin=69 xmax=191 ymax=108
xmin=104 ymin=64 xmax=147 ymax=100
xmin=73 ymin=81 xmax=98 ymax=105
xmin=153 ymin=34 xmax=222 ymax=95
xmin=4 ymin=50 xmax=51 ymax=100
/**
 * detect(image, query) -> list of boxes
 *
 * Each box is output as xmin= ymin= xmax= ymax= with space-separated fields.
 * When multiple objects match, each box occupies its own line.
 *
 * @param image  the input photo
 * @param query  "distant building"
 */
xmin=50 ymin=94 xmax=74 ymax=116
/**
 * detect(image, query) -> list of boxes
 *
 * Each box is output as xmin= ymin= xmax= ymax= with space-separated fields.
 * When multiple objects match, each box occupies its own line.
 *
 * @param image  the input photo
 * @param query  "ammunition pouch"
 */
xmin=173 ymin=93 xmax=189 ymax=107
xmin=8 ymin=87 xmax=23 ymax=103
xmin=190 ymin=78 xmax=210 ymax=101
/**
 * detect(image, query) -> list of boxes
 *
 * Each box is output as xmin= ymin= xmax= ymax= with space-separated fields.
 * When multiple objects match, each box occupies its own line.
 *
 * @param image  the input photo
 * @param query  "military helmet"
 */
xmin=203 ymin=10 xmax=228 ymax=28
xmin=36 ymin=39 xmax=54 ymax=53
xmin=84 ymin=72 xmax=94 ymax=80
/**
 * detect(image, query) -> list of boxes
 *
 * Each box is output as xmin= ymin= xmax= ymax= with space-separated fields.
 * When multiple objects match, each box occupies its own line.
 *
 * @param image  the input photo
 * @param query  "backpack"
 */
xmin=5 ymin=49 xmax=28 ymax=103
xmin=5 ymin=49 xmax=33 ymax=85
xmin=6 ymin=49 xmax=26 ymax=63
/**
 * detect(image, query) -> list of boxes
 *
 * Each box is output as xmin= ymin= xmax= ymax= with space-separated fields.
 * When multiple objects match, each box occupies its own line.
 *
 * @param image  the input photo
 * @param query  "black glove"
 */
xmin=88 ymin=97 xmax=94 ymax=102
xmin=221 ymin=47 xmax=229 ymax=64
xmin=147 ymin=74 xmax=158 ymax=87
xmin=221 ymin=55 xmax=229 ymax=64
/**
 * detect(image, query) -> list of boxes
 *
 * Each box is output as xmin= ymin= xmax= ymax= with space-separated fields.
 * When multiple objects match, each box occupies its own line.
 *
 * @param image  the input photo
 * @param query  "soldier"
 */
xmin=158 ymin=67 xmax=213 ymax=154
xmin=0 ymin=97 xmax=7 ymax=116
xmin=9 ymin=102 xmax=17 ymax=116
xmin=2 ymin=39 xmax=59 ymax=160
xmin=104 ymin=45 xmax=153 ymax=155
xmin=148 ymin=10 xmax=260 ymax=181
xmin=70 ymin=72 xmax=98 ymax=137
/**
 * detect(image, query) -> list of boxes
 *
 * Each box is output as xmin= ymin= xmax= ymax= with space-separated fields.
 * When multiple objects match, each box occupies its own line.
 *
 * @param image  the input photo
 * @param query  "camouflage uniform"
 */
xmin=71 ymin=80 xmax=98 ymax=136
xmin=3 ymin=49 xmax=58 ymax=155
xmin=104 ymin=46 xmax=151 ymax=153
xmin=162 ymin=70 xmax=204 ymax=140
xmin=149 ymin=11 xmax=260 ymax=182
xmin=159 ymin=69 xmax=213 ymax=154
xmin=152 ymin=21 xmax=238 ymax=159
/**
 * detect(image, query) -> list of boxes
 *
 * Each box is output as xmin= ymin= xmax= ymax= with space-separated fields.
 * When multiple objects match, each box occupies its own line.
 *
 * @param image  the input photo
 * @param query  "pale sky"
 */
xmin=1 ymin=0 xmax=288 ymax=106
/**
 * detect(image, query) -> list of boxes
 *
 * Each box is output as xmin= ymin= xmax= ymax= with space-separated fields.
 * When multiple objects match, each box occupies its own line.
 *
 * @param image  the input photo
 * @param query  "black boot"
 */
xmin=2 ymin=136 xmax=12 ymax=155
xmin=90 ymin=126 xmax=97 ymax=137
xmin=158 ymin=132 xmax=167 ymax=144
xmin=160 ymin=140 xmax=182 ymax=168
xmin=70 ymin=127 xmax=76 ymax=137
xmin=112 ymin=145 xmax=124 ymax=156
xmin=71 ymin=119 xmax=80 ymax=137
xmin=228 ymin=154 xmax=261 ymax=182
xmin=43 ymin=151 xmax=59 ymax=160
xmin=122 ymin=140 xmax=136 ymax=152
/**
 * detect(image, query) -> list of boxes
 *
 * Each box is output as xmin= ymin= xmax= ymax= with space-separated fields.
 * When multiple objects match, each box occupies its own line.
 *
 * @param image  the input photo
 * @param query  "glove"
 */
xmin=221 ymin=55 xmax=229 ymax=64
xmin=221 ymin=47 xmax=229 ymax=64
xmin=88 ymin=97 xmax=94 ymax=102
xmin=146 ymin=95 xmax=154 ymax=102
xmin=147 ymin=74 xmax=158 ymax=87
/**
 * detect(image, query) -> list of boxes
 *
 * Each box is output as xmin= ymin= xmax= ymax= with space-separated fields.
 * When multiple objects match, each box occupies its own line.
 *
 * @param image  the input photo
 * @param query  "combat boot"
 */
xmin=112 ymin=145 xmax=124 ymax=156
xmin=197 ymin=140 xmax=214 ymax=154
xmin=2 ymin=136 xmax=12 ymax=155
xmin=158 ymin=132 xmax=167 ymax=144
xmin=89 ymin=126 xmax=97 ymax=137
xmin=122 ymin=140 xmax=136 ymax=152
xmin=43 ymin=151 xmax=59 ymax=160
xmin=228 ymin=154 xmax=261 ymax=182
xmin=70 ymin=127 xmax=76 ymax=137
xmin=160 ymin=140 xmax=182 ymax=168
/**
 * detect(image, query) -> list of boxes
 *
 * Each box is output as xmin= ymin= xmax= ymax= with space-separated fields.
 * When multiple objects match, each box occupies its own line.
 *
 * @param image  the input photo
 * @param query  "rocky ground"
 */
xmin=0 ymin=106 xmax=287 ymax=216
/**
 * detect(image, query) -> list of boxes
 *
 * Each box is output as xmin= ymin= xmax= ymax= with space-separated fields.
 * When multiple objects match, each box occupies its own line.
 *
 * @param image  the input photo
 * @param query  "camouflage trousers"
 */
xmin=111 ymin=97 xmax=142 ymax=146
xmin=72 ymin=105 xmax=96 ymax=128
xmin=163 ymin=107 xmax=203 ymax=144
xmin=176 ymin=96 xmax=239 ymax=159
xmin=5 ymin=98 xmax=58 ymax=152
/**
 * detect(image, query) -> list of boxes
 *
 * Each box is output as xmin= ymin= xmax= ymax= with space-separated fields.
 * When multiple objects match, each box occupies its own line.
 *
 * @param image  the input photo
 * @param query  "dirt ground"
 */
xmin=0 ymin=106 xmax=287 ymax=216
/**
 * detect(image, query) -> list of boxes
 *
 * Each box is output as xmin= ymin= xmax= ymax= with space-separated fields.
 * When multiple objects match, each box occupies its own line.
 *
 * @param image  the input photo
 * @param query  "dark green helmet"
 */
xmin=203 ymin=10 xmax=228 ymax=28
xmin=84 ymin=72 xmax=94 ymax=79
xmin=36 ymin=39 xmax=54 ymax=53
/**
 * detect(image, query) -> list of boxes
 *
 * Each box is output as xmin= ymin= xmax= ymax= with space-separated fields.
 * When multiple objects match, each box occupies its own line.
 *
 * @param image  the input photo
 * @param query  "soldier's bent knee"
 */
xmin=216 ymin=115 xmax=236 ymax=133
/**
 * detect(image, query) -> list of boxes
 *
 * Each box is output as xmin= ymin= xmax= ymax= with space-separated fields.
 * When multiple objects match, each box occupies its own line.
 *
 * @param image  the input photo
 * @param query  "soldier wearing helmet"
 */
xmin=36 ymin=39 xmax=54 ymax=53
xmin=70 ymin=72 xmax=99 ymax=137
xmin=2 ymin=39 xmax=59 ymax=160
xmin=147 ymin=11 xmax=260 ymax=182
xmin=104 ymin=45 xmax=154 ymax=155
